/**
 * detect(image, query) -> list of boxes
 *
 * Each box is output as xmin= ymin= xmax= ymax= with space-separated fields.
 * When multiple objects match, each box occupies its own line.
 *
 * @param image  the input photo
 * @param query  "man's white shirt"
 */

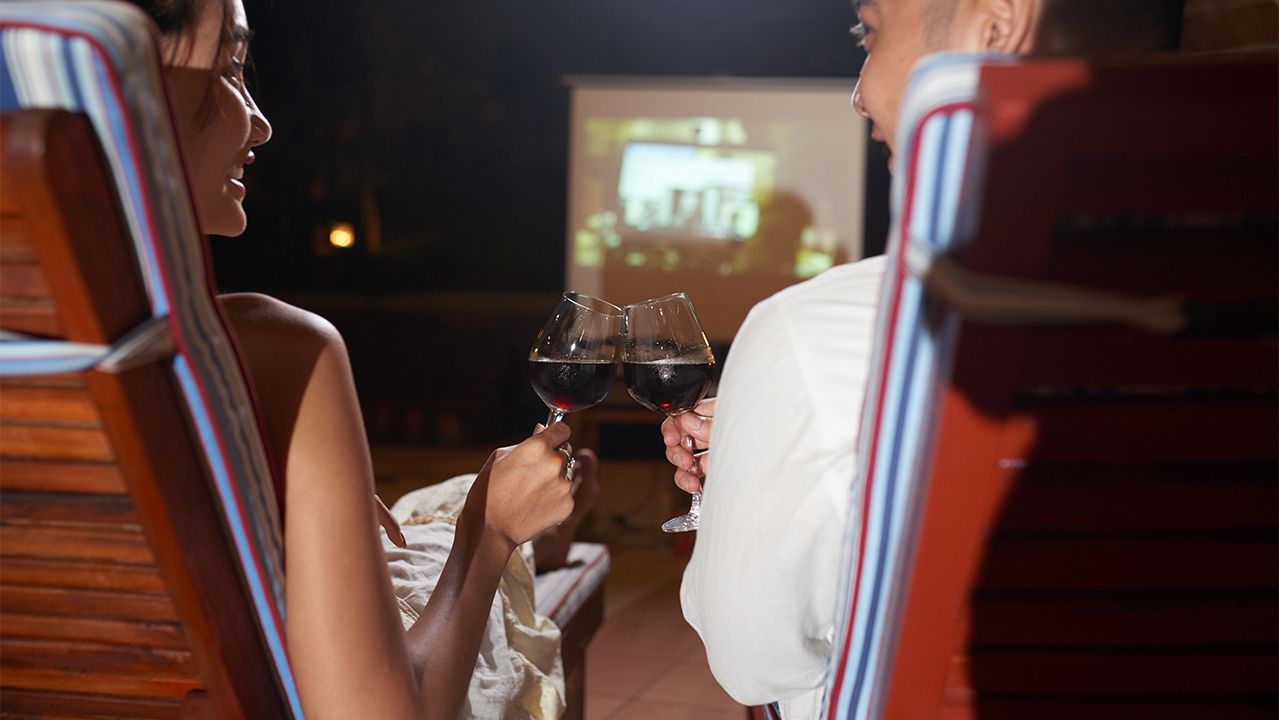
xmin=681 ymin=255 xmax=885 ymax=719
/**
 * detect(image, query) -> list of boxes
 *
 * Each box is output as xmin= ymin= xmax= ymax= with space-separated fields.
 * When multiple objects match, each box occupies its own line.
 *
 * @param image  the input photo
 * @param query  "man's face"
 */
xmin=851 ymin=0 xmax=947 ymax=156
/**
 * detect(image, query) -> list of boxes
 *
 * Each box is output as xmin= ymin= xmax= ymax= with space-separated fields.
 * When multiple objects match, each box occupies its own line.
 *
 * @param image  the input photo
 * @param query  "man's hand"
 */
xmin=661 ymin=398 xmax=715 ymax=494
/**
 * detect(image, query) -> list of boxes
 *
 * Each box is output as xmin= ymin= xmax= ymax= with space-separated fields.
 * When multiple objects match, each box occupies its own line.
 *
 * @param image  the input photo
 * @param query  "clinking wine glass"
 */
xmin=622 ymin=293 xmax=716 ymax=533
xmin=529 ymin=293 xmax=622 ymax=432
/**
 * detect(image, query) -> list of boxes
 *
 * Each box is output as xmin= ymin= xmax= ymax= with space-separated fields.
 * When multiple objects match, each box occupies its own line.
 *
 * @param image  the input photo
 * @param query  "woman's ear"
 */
xmin=952 ymin=0 xmax=1040 ymax=54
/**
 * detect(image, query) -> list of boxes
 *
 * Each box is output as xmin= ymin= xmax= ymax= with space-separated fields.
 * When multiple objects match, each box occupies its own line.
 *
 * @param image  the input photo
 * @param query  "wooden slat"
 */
xmin=977 ymin=540 xmax=1275 ymax=590
xmin=1059 ymin=153 xmax=1277 ymax=218
xmin=0 ymin=371 xmax=85 ymax=389
xmin=0 ymin=218 xmax=37 ymax=261
xmin=1 ymin=111 xmax=148 ymax=346
xmin=0 ymin=688 xmax=181 ymax=720
xmin=1024 ymin=401 xmax=1277 ymax=463
xmin=0 ymin=423 xmax=115 ymax=461
xmin=0 ymin=667 xmax=200 ymax=698
xmin=0 ymin=302 xmax=61 ymax=337
xmin=1 ymin=707 xmax=162 ymax=712
xmin=996 ymin=476 xmax=1277 ymax=530
xmin=970 ymin=596 xmax=1278 ymax=646
xmin=1 ymin=637 xmax=198 ymax=678
xmin=965 ymin=652 xmax=1277 ymax=695
xmin=178 ymin=691 xmax=217 ymax=720
xmin=1018 ymin=327 xmax=1277 ymax=389
xmin=1045 ymin=228 xmax=1278 ymax=297
xmin=0 ymin=385 xmax=100 ymax=424
xmin=1 ymin=613 xmax=186 ymax=649
xmin=0 ymin=585 xmax=178 ymax=622
xmin=0 ymin=524 xmax=151 ymax=563
xmin=0 ymin=262 xmax=51 ymax=299
xmin=0 ymin=556 xmax=164 ymax=592
xmin=1017 ymin=462 xmax=1277 ymax=485
xmin=1 ymin=490 xmax=137 ymax=524
xmin=0 ymin=374 xmax=86 ymax=389
xmin=0 ymin=458 xmax=127 ymax=493
xmin=962 ymin=699 xmax=1277 ymax=720
xmin=0 ymin=143 xmax=20 ymax=213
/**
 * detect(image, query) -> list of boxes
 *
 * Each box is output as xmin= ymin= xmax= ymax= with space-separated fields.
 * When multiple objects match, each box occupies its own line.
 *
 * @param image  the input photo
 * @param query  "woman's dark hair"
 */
xmin=130 ymin=0 xmax=240 ymax=126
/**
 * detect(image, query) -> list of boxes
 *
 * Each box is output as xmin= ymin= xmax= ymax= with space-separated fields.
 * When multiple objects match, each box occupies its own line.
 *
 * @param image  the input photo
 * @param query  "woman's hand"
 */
xmin=661 ymin=398 xmax=715 ymax=494
xmin=375 ymin=494 xmax=407 ymax=549
xmin=462 ymin=422 xmax=576 ymax=549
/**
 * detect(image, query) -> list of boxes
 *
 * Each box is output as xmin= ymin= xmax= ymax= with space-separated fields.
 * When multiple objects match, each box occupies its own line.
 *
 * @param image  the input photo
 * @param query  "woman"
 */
xmin=144 ymin=0 xmax=590 ymax=716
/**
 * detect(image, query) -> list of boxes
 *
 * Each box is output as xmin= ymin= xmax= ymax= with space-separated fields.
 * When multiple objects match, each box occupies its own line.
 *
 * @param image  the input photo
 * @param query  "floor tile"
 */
xmin=676 ymin=644 xmax=715 ymax=668
xmin=638 ymin=661 xmax=741 ymax=711
xmin=591 ymin=615 xmax=702 ymax=663
xmin=592 ymin=586 xmax=703 ymax=663
xmin=585 ymin=648 xmax=671 ymax=698
xmin=607 ymin=698 xmax=745 ymax=720
xmin=600 ymin=545 xmax=689 ymax=619
xmin=585 ymin=693 xmax=627 ymax=720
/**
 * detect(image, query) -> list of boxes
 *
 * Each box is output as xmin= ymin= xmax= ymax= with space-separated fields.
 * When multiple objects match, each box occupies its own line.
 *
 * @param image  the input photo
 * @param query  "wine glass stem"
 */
xmin=689 ymin=490 xmax=701 ymax=516
xmin=546 ymin=408 xmax=566 ymax=426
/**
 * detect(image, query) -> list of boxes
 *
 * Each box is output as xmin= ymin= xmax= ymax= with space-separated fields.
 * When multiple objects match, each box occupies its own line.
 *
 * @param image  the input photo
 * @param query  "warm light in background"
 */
xmin=329 ymin=222 xmax=355 ymax=248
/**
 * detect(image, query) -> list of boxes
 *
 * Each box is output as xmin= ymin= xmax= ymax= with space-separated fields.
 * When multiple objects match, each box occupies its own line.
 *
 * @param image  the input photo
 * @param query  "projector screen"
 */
xmin=565 ymin=76 xmax=867 ymax=343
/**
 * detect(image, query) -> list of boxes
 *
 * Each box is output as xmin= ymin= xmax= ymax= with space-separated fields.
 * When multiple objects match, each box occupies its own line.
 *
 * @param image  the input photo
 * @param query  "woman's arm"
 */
xmin=224 ymin=294 xmax=420 ymax=717
xmin=407 ymin=428 xmax=573 ymax=710
xmin=221 ymin=293 xmax=573 ymax=719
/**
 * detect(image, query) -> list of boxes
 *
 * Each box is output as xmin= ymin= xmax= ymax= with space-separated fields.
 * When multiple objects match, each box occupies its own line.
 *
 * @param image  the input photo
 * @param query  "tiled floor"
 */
xmin=587 ymin=547 xmax=747 ymax=720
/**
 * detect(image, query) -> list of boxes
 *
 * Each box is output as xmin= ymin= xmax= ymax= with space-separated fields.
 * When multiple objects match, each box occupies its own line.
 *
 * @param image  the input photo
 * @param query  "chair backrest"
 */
xmin=825 ymin=55 xmax=1277 ymax=720
xmin=1 ymin=3 xmax=300 ymax=717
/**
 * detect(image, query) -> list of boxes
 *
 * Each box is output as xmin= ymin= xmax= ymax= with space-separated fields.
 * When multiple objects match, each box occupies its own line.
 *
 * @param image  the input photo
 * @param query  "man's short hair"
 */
xmin=896 ymin=0 xmax=1188 ymax=56
xmin=1037 ymin=0 xmax=1186 ymax=57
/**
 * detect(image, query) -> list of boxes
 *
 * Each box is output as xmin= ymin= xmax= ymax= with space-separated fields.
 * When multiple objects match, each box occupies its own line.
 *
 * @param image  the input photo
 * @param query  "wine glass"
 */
xmin=528 ymin=292 xmax=622 ymax=431
xmin=622 ymin=293 xmax=716 ymax=532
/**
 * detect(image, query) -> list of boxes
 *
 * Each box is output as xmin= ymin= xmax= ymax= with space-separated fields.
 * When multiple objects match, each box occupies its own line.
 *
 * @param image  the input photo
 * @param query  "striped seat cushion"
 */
xmin=534 ymin=542 xmax=611 ymax=629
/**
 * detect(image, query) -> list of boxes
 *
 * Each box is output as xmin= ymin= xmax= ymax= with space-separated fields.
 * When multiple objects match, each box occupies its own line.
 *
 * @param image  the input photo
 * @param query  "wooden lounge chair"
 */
xmin=823 ymin=55 xmax=1277 ymax=720
xmin=1 ymin=3 xmax=605 ymax=718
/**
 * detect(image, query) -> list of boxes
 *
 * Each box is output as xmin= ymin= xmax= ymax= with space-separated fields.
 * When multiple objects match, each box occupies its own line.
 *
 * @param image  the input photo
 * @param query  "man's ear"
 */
xmin=952 ymin=0 xmax=1040 ymax=54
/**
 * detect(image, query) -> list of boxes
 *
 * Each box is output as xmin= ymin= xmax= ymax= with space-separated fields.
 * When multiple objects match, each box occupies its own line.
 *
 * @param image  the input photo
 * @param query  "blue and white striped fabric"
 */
xmin=822 ymin=53 xmax=1013 ymax=720
xmin=0 ymin=333 xmax=124 ymax=375
xmin=0 ymin=3 xmax=301 ymax=715
xmin=532 ymin=542 xmax=611 ymax=630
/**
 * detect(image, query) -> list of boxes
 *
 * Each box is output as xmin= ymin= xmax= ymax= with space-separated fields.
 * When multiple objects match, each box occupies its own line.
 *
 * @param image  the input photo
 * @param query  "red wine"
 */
xmin=529 ymin=359 xmax=615 ymax=412
xmin=623 ymin=361 xmax=715 ymax=415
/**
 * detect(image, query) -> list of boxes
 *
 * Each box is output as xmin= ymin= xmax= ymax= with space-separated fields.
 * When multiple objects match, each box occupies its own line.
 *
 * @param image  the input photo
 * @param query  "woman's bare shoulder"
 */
xmin=218 ymin=292 xmax=342 ymax=349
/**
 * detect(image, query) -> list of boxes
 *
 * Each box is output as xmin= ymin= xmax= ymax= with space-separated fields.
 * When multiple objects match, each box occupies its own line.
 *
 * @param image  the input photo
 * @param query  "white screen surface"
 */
xmin=566 ymin=77 xmax=867 ymax=343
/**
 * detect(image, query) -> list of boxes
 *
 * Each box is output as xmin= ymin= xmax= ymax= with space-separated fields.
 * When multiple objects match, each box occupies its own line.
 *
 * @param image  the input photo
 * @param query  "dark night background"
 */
xmin=217 ymin=0 xmax=888 ymax=448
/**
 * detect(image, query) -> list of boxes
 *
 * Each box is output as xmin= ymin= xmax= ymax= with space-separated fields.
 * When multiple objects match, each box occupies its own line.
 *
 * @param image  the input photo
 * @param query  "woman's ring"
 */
xmin=559 ymin=447 xmax=576 ymax=479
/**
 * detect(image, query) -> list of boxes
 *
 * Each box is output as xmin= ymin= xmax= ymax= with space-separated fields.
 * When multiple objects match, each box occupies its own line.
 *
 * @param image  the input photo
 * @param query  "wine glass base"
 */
xmin=661 ymin=513 xmax=698 ymax=533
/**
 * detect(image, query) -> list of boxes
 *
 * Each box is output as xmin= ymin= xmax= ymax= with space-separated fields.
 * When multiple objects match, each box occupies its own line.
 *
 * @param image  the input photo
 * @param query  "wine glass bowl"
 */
xmin=622 ymin=293 xmax=716 ymax=532
xmin=529 ymin=292 xmax=622 ymax=426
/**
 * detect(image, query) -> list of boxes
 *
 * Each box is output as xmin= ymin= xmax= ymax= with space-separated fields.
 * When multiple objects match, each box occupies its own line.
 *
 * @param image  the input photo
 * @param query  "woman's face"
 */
xmin=161 ymin=0 xmax=271 ymax=237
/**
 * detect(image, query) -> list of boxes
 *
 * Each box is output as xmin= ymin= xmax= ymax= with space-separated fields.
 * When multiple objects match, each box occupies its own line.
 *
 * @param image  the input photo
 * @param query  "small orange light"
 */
xmin=329 ymin=222 xmax=355 ymax=248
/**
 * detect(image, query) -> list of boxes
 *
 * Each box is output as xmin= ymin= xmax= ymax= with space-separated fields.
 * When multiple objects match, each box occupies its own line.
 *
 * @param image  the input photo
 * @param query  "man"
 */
xmin=661 ymin=1 xmax=1185 ymax=718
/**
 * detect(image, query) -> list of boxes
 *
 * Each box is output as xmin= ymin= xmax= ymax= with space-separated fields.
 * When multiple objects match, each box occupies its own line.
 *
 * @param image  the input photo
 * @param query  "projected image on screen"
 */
xmin=567 ymin=80 xmax=867 ymax=342
xmin=618 ymin=142 xmax=763 ymax=240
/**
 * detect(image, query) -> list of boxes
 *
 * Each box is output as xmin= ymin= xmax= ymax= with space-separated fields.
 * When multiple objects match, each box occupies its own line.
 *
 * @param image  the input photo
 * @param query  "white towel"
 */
xmin=384 ymin=474 xmax=566 ymax=720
